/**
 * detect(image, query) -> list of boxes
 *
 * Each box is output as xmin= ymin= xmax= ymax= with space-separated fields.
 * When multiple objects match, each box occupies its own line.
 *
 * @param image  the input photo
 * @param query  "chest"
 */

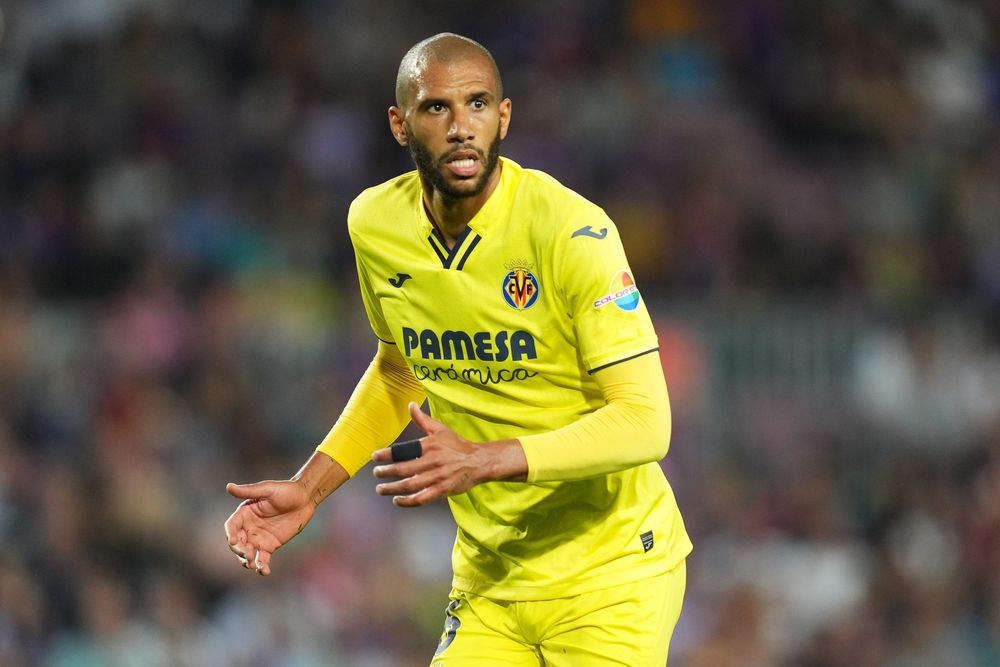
xmin=369 ymin=229 xmax=566 ymax=364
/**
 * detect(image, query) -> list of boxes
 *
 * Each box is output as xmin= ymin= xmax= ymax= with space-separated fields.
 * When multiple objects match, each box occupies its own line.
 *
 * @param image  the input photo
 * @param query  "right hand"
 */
xmin=224 ymin=480 xmax=315 ymax=576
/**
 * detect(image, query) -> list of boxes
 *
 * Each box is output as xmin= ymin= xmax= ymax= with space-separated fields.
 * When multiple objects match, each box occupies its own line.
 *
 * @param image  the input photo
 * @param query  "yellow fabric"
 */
xmin=519 ymin=350 xmax=671 ymax=483
xmin=430 ymin=562 xmax=686 ymax=667
xmin=348 ymin=157 xmax=691 ymax=599
xmin=315 ymin=341 xmax=425 ymax=476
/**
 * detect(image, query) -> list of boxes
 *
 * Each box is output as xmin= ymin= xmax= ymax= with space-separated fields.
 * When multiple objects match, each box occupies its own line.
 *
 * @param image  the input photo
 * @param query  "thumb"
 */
xmin=226 ymin=481 xmax=274 ymax=501
xmin=409 ymin=401 xmax=443 ymax=435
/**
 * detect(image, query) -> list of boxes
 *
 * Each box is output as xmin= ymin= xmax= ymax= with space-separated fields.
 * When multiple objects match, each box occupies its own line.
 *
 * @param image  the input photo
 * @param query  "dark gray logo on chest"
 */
xmin=389 ymin=273 xmax=412 ymax=288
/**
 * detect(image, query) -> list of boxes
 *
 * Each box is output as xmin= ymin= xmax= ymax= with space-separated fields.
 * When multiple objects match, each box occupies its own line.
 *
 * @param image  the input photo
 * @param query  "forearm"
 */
xmin=316 ymin=340 xmax=426 ymax=476
xmin=292 ymin=451 xmax=351 ymax=507
xmin=470 ymin=438 xmax=528 ymax=483
xmin=370 ymin=401 xmax=526 ymax=506
xmin=517 ymin=352 xmax=670 ymax=483
xmin=366 ymin=352 xmax=668 ymax=501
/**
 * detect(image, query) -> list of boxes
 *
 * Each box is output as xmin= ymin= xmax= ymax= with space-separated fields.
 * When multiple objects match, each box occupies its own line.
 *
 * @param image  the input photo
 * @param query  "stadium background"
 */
xmin=1 ymin=1 xmax=999 ymax=665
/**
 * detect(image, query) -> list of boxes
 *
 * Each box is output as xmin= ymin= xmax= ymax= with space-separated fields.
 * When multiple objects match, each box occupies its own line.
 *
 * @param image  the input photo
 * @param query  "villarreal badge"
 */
xmin=502 ymin=262 xmax=540 ymax=310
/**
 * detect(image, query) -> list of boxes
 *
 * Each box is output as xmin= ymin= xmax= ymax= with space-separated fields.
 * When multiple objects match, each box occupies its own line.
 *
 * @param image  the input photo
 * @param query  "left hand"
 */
xmin=371 ymin=402 xmax=487 ymax=507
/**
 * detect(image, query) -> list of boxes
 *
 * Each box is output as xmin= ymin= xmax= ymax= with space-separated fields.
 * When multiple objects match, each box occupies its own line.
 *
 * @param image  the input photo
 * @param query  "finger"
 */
xmin=225 ymin=507 xmax=262 ymax=566
xmin=373 ymin=460 xmax=422 ymax=478
xmin=409 ymin=402 xmax=443 ymax=435
xmin=224 ymin=512 xmax=240 ymax=545
xmin=375 ymin=475 xmax=427 ymax=496
xmin=375 ymin=479 xmax=410 ymax=496
xmin=391 ymin=438 xmax=423 ymax=462
xmin=224 ymin=509 xmax=249 ymax=553
xmin=226 ymin=481 xmax=273 ymax=501
xmin=372 ymin=462 xmax=394 ymax=478
xmin=392 ymin=493 xmax=427 ymax=507
xmin=392 ymin=484 xmax=444 ymax=507
xmin=228 ymin=538 xmax=247 ymax=557
xmin=228 ymin=531 xmax=252 ymax=565
xmin=255 ymin=549 xmax=272 ymax=576
xmin=373 ymin=438 xmax=423 ymax=464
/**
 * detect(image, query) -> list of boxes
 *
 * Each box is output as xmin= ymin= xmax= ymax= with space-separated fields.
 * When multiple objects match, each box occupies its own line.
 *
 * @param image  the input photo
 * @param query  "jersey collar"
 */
xmin=415 ymin=156 xmax=514 ymax=241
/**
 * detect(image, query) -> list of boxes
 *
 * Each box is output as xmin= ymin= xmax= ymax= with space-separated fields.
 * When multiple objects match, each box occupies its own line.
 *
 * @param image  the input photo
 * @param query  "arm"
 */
xmin=518 ymin=349 xmax=669 ymax=482
xmin=316 ymin=340 xmax=426 ymax=475
xmin=224 ymin=453 xmax=348 ymax=576
xmin=371 ymin=350 xmax=670 ymax=505
xmin=225 ymin=341 xmax=425 ymax=574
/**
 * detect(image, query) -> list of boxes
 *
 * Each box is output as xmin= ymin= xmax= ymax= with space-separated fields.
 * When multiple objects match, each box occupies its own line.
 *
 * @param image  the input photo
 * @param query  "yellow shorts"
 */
xmin=429 ymin=561 xmax=686 ymax=667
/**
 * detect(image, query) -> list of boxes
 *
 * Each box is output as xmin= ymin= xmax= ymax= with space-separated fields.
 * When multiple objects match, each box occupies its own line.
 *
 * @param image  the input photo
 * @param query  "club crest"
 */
xmin=502 ymin=262 xmax=540 ymax=310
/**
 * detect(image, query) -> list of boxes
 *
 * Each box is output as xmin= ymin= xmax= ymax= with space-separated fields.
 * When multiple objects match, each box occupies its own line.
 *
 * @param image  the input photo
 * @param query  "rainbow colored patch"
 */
xmin=593 ymin=271 xmax=641 ymax=311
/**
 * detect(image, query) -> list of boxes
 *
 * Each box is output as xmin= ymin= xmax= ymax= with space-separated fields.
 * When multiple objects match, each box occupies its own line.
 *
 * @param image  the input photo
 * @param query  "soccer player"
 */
xmin=225 ymin=32 xmax=692 ymax=666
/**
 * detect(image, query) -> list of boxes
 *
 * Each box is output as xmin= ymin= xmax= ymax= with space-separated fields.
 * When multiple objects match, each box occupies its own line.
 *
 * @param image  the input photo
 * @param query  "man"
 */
xmin=225 ymin=33 xmax=692 ymax=666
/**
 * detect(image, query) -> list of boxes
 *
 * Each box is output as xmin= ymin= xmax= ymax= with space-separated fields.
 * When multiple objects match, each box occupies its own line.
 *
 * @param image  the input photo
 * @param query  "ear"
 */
xmin=498 ymin=98 xmax=512 ymax=141
xmin=388 ymin=106 xmax=408 ymax=146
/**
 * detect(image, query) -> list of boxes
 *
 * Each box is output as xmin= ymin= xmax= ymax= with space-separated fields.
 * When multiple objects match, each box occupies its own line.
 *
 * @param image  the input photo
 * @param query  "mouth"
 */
xmin=443 ymin=149 xmax=481 ymax=178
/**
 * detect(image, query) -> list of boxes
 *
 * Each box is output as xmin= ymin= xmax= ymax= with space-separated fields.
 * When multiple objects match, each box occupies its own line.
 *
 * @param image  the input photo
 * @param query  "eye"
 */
xmin=472 ymin=99 xmax=486 ymax=109
xmin=429 ymin=103 xmax=446 ymax=113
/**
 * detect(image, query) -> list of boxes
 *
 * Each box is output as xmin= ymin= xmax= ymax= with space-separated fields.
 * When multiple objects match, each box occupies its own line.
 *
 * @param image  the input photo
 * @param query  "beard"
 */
xmin=407 ymin=129 xmax=502 ymax=200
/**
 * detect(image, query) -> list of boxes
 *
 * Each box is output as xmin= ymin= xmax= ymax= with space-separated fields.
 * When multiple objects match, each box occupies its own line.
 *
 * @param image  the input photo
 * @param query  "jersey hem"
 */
xmin=449 ymin=543 xmax=692 ymax=602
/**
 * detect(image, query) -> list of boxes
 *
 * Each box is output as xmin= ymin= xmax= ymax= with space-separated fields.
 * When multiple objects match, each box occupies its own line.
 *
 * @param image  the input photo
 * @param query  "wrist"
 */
xmin=477 ymin=439 xmax=528 ymax=483
xmin=292 ymin=451 xmax=350 ymax=507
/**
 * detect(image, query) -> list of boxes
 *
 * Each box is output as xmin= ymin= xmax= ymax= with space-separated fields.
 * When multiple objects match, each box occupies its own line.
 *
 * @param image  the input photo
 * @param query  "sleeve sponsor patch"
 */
xmin=592 ymin=270 xmax=641 ymax=311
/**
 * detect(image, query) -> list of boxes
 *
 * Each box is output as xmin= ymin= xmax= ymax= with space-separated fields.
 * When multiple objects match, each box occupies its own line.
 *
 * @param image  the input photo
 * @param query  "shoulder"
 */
xmin=348 ymin=170 xmax=420 ymax=237
xmin=507 ymin=160 xmax=600 ymax=212
xmin=504 ymin=159 xmax=613 ymax=240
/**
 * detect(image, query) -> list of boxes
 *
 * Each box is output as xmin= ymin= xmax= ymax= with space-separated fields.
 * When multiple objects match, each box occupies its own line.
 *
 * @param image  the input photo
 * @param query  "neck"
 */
xmin=421 ymin=162 xmax=502 ymax=248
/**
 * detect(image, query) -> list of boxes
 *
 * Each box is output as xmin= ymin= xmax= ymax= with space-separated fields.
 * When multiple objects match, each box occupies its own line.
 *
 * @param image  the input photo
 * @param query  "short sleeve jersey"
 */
xmin=348 ymin=158 xmax=691 ymax=600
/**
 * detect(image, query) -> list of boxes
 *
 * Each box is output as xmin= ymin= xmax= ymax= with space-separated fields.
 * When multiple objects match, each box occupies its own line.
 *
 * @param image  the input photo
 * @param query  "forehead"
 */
xmin=408 ymin=56 xmax=498 ymax=103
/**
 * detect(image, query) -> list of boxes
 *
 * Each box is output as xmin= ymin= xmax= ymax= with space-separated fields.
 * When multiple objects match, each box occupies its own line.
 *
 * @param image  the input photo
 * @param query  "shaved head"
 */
xmin=395 ymin=33 xmax=503 ymax=108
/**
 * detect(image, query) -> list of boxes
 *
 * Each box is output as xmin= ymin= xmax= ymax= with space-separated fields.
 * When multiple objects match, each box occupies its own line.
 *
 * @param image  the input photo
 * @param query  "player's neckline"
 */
xmin=427 ymin=226 xmax=482 ymax=270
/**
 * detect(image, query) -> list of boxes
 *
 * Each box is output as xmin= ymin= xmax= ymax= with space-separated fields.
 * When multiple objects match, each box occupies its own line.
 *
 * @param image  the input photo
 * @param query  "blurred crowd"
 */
xmin=1 ymin=0 xmax=999 ymax=665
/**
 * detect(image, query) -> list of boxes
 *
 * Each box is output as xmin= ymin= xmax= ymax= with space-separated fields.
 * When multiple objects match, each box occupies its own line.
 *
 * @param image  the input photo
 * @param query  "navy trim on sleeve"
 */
xmin=588 ymin=347 xmax=659 ymax=374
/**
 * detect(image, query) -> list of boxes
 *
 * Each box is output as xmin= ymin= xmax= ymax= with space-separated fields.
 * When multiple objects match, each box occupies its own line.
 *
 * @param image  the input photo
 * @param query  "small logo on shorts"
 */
xmin=641 ymin=530 xmax=654 ymax=553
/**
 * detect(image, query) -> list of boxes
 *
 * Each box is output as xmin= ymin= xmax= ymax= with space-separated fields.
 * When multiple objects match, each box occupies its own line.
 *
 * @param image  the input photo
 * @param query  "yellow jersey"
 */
xmin=348 ymin=157 xmax=691 ymax=600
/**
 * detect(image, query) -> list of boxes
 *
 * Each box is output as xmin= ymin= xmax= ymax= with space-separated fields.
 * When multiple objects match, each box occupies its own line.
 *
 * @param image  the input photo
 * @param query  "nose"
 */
xmin=447 ymin=108 xmax=473 ymax=143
